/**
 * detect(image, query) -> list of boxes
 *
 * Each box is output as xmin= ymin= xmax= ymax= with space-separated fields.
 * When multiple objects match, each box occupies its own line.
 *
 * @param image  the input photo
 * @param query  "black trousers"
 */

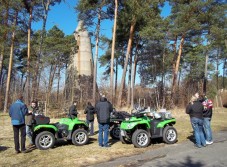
xmin=13 ymin=124 xmax=26 ymax=151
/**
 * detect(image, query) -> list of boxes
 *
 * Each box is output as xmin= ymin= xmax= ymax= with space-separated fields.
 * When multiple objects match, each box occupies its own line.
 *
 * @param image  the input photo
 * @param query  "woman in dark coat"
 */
xmin=186 ymin=96 xmax=206 ymax=148
xmin=84 ymin=102 xmax=95 ymax=135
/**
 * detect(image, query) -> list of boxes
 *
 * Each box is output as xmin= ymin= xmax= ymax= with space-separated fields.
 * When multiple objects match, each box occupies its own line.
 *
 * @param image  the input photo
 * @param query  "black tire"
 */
xmin=35 ymin=131 xmax=55 ymax=150
xmin=163 ymin=126 xmax=177 ymax=144
xmin=71 ymin=129 xmax=88 ymax=146
xmin=120 ymin=134 xmax=132 ymax=144
xmin=110 ymin=124 xmax=120 ymax=140
xmin=132 ymin=129 xmax=150 ymax=148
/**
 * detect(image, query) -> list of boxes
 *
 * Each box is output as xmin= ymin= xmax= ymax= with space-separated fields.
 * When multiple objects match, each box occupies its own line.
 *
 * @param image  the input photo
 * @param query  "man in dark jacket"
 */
xmin=84 ymin=102 xmax=95 ymax=135
xmin=9 ymin=95 xmax=28 ymax=153
xmin=69 ymin=101 xmax=78 ymax=119
xmin=95 ymin=96 xmax=113 ymax=147
xmin=186 ymin=96 xmax=206 ymax=148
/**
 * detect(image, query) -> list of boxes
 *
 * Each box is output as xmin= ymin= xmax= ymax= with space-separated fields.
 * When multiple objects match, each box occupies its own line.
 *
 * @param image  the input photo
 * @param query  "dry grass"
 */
xmin=1 ymin=108 xmax=227 ymax=167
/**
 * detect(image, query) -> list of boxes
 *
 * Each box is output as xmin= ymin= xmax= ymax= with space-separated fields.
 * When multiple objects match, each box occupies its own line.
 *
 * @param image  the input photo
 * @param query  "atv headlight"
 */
xmin=125 ymin=117 xmax=130 ymax=121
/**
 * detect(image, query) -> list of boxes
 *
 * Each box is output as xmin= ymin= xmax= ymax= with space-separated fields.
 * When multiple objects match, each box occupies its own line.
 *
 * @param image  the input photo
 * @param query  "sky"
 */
xmin=32 ymin=1 xmax=171 ymax=84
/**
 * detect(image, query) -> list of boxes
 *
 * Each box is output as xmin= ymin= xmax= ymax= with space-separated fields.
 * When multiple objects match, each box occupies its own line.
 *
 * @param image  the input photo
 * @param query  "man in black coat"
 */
xmin=95 ymin=96 xmax=113 ymax=147
xmin=69 ymin=101 xmax=78 ymax=119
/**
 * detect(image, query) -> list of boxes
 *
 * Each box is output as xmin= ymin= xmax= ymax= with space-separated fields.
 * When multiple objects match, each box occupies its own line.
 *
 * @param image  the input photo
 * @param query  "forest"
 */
xmin=0 ymin=0 xmax=226 ymax=113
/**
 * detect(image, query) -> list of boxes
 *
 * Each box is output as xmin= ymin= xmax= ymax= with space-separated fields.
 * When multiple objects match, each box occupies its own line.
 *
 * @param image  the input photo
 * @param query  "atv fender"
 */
xmin=33 ymin=124 xmax=58 ymax=132
xmin=157 ymin=119 xmax=176 ymax=128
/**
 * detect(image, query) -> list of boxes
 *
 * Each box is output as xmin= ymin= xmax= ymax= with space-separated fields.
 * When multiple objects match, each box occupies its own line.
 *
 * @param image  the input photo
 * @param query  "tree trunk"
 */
xmin=110 ymin=0 xmax=118 ymax=103
xmin=117 ymin=20 xmax=136 ymax=107
xmin=114 ymin=57 xmax=118 ymax=104
xmin=32 ymin=0 xmax=50 ymax=100
xmin=161 ymin=48 xmax=166 ymax=108
xmin=131 ymin=46 xmax=138 ymax=110
xmin=171 ymin=34 xmax=185 ymax=99
xmin=47 ymin=64 xmax=57 ymax=107
xmin=0 ymin=4 xmax=9 ymax=95
xmin=223 ymin=58 xmax=226 ymax=89
xmin=93 ymin=7 xmax=101 ymax=103
xmin=26 ymin=7 xmax=33 ymax=104
xmin=203 ymin=49 xmax=209 ymax=94
xmin=216 ymin=47 xmax=220 ymax=90
xmin=127 ymin=53 xmax=132 ymax=107
xmin=3 ymin=11 xmax=18 ymax=113
xmin=171 ymin=36 xmax=178 ymax=86
xmin=56 ymin=66 xmax=61 ymax=104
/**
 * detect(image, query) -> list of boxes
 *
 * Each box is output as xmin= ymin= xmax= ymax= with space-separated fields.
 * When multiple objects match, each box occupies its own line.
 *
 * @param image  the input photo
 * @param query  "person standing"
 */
xmin=202 ymin=95 xmax=213 ymax=144
xmin=186 ymin=95 xmax=206 ymax=148
xmin=95 ymin=96 xmax=113 ymax=147
xmin=69 ymin=101 xmax=78 ymax=119
xmin=25 ymin=101 xmax=40 ymax=148
xmin=84 ymin=102 xmax=95 ymax=136
xmin=9 ymin=95 xmax=28 ymax=154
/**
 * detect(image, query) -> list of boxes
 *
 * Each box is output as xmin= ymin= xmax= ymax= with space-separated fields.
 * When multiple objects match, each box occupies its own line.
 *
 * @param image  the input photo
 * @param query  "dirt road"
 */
xmin=92 ymin=131 xmax=227 ymax=167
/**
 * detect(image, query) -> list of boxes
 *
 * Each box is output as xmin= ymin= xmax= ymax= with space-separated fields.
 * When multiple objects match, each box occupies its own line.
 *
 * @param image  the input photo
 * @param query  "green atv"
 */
xmin=32 ymin=115 xmax=89 ymax=150
xmin=120 ymin=108 xmax=177 ymax=148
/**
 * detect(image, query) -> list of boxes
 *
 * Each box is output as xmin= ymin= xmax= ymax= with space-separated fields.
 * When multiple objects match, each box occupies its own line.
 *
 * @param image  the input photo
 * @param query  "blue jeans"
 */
xmin=203 ymin=117 xmax=213 ymax=142
xmin=98 ymin=123 xmax=109 ymax=147
xmin=190 ymin=117 xmax=206 ymax=147
xmin=26 ymin=125 xmax=33 ymax=145
xmin=86 ymin=120 xmax=94 ymax=135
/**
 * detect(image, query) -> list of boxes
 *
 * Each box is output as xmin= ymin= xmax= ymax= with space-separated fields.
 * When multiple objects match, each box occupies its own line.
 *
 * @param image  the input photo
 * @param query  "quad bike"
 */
xmin=120 ymin=108 xmax=177 ymax=148
xmin=32 ymin=114 xmax=89 ymax=150
xmin=109 ymin=110 xmax=131 ymax=140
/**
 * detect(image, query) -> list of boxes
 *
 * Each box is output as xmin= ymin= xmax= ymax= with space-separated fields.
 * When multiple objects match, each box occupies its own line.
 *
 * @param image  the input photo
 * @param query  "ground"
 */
xmin=0 ymin=108 xmax=227 ymax=167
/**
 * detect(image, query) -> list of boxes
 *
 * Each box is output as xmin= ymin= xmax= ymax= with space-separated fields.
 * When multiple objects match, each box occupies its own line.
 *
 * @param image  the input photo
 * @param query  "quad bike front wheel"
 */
xmin=110 ymin=124 xmax=120 ymax=140
xmin=72 ymin=129 xmax=88 ymax=146
xmin=163 ymin=126 xmax=177 ymax=144
xmin=35 ymin=131 xmax=55 ymax=150
xmin=132 ymin=129 xmax=150 ymax=148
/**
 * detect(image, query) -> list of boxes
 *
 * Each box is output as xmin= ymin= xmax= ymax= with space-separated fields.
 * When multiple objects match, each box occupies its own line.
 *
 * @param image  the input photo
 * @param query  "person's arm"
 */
xmin=186 ymin=104 xmax=191 ymax=114
xmin=22 ymin=104 xmax=28 ymax=116
xmin=9 ymin=106 xmax=12 ymax=117
xmin=84 ymin=107 xmax=87 ymax=114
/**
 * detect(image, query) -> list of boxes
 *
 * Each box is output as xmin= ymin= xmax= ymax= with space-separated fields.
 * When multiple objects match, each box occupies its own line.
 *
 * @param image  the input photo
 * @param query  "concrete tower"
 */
xmin=65 ymin=21 xmax=94 ymax=104
xmin=72 ymin=20 xmax=93 ymax=76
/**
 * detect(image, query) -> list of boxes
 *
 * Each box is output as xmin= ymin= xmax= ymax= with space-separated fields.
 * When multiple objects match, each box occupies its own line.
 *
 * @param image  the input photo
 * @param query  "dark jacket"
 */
xmin=9 ymin=100 xmax=28 ymax=125
xmin=25 ymin=106 xmax=41 ymax=126
xmin=186 ymin=100 xmax=204 ymax=119
xmin=84 ymin=104 xmax=95 ymax=121
xmin=69 ymin=104 xmax=78 ymax=119
xmin=203 ymin=108 xmax=213 ymax=118
xmin=95 ymin=97 xmax=113 ymax=124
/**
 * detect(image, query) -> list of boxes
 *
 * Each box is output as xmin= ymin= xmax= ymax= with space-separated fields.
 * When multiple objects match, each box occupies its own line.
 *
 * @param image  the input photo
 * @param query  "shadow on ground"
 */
xmin=0 ymin=145 xmax=10 ymax=152
xmin=122 ymin=156 xmax=206 ymax=167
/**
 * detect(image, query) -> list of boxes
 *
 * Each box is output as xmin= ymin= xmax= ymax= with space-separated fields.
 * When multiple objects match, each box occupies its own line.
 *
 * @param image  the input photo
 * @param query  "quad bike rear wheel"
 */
xmin=110 ymin=124 xmax=120 ymax=139
xmin=163 ymin=126 xmax=177 ymax=144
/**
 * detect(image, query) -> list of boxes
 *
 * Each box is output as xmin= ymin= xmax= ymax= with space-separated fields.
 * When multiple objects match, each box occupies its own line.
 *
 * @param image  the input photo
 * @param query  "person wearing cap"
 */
xmin=9 ymin=95 xmax=28 ymax=154
xmin=186 ymin=95 xmax=206 ymax=148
